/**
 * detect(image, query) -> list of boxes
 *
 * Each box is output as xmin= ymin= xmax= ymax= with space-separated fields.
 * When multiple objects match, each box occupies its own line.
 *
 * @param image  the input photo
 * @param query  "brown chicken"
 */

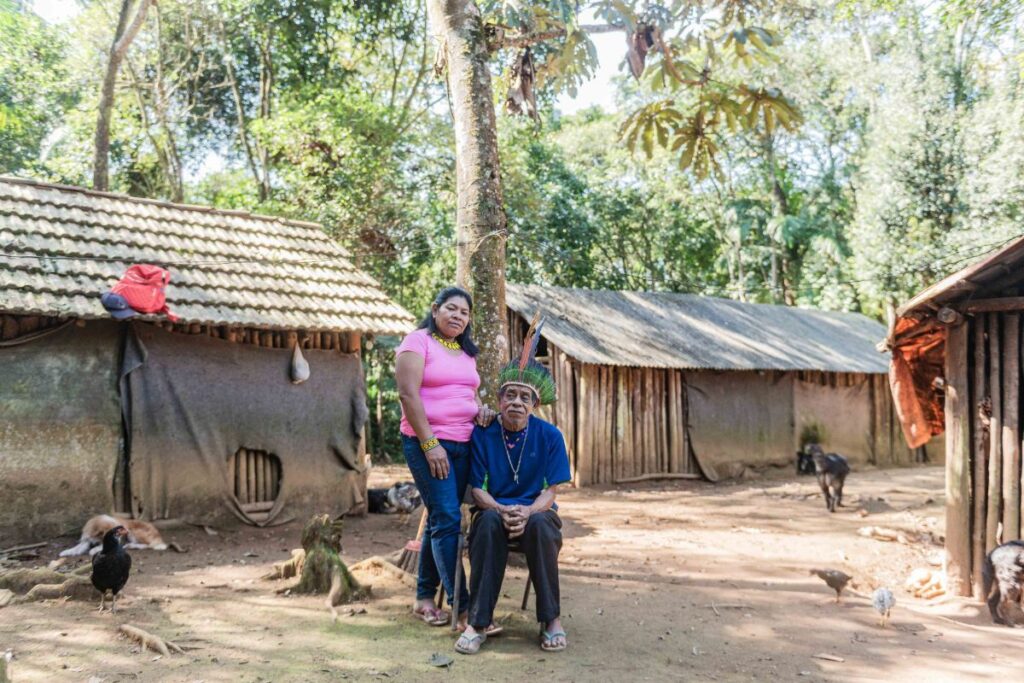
xmin=810 ymin=568 xmax=852 ymax=603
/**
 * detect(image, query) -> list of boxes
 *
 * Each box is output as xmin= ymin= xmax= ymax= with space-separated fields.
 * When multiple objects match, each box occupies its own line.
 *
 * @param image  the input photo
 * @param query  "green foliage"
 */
xmin=5 ymin=0 xmax=1024 ymax=456
xmin=0 ymin=1 xmax=71 ymax=173
xmin=478 ymin=2 xmax=801 ymax=174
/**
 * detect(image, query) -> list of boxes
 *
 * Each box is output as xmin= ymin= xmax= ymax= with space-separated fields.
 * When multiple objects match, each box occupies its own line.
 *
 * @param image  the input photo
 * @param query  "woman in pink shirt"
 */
xmin=396 ymin=287 xmax=496 ymax=629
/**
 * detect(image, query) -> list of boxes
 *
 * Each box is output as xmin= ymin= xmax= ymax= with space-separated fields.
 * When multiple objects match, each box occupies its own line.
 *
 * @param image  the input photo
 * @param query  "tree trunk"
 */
xmin=427 ymin=0 xmax=508 ymax=402
xmin=93 ymin=0 xmax=154 ymax=192
xmin=293 ymin=514 xmax=365 ymax=603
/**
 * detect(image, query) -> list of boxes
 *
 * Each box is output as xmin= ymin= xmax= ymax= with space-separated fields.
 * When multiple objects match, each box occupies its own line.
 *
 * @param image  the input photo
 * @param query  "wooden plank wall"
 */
xmin=799 ymin=370 xmax=917 ymax=465
xmin=569 ymin=362 xmax=695 ymax=485
xmin=506 ymin=303 xmax=698 ymax=486
xmin=950 ymin=312 xmax=1024 ymax=598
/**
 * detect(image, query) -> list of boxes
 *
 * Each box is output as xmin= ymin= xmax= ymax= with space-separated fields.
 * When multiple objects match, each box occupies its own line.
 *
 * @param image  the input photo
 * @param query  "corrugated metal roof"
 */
xmin=507 ymin=284 xmax=889 ymax=373
xmin=0 ymin=177 xmax=415 ymax=334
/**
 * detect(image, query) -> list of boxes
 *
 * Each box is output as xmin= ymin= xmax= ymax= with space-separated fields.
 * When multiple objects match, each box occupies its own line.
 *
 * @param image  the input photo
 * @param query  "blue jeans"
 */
xmin=402 ymin=435 xmax=470 ymax=609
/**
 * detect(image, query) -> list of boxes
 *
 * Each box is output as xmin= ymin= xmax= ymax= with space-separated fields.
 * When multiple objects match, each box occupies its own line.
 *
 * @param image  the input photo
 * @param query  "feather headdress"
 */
xmin=498 ymin=311 xmax=557 ymax=405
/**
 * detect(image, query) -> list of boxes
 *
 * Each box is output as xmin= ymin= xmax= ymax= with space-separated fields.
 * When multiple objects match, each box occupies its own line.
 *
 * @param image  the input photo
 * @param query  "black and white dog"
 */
xmin=795 ymin=449 xmax=816 ymax=475
xmin=802 ymin=443 xmax=850 ymax=512
xmin=983 ymin=540 xmax=1024 ymax=626
xmin=367 ymin=481 xmax=421 ymax=514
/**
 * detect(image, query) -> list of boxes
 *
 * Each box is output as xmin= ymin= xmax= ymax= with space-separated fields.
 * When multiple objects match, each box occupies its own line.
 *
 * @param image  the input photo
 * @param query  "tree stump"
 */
xmin=293 ymin=514 xmax=366 ymax=605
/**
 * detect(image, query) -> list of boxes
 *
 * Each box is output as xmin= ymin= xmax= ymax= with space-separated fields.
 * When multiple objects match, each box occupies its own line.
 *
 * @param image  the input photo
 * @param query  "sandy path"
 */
xmin=2 ymin=464 xmax=1023 ymax=682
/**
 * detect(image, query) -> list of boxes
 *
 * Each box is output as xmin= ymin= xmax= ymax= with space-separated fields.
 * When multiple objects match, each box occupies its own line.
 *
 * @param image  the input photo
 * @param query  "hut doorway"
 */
xmin=230 ymin=447 xmax=282 ymax=523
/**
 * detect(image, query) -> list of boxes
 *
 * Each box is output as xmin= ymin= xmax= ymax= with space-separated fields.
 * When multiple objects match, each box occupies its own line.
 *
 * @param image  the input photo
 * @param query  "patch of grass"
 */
xmin=799 ymin=422 xmax=826 ymax=449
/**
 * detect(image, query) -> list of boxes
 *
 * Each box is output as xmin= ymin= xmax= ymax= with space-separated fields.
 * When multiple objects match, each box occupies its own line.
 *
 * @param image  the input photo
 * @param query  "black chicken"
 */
xmin=91 ymin=525 xmax=132 ymax=613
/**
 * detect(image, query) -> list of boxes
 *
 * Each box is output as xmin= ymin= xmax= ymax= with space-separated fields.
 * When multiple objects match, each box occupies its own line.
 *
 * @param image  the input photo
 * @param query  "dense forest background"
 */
xmin=3 ymin=0 xmax=1023 ymax=458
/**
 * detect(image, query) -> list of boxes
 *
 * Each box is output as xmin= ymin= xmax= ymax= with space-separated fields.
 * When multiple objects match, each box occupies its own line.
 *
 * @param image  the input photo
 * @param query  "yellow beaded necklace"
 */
xmin=431 ymin=332 xmax=461 ymax=351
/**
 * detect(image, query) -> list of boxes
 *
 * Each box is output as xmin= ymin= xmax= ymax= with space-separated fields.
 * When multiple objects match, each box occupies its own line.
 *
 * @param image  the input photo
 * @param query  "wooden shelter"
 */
xmin=891 ymin=237 xmax=1024 ymax=598
xmin=507 ymin=284 xmax=924 ymax=487
xmin=0 ymin=177 xmax=413 ymax=544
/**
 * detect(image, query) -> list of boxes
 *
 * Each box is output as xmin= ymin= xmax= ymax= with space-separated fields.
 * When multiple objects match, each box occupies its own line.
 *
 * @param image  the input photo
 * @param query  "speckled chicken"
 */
xmin=810 ymin=568 xmax=852 ymax=603
xmin=872 ymin=587 xmax=895 ymax=627
xmin=91 ymin=525 xmax=132 ymax=613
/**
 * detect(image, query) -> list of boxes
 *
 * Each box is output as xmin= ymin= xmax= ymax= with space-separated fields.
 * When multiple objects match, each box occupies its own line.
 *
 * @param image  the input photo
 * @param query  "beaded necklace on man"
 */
xmin=431 ymin=332 xmax=461 ymax=351
xmin=500 ymin=416 xmax=529 ymax=484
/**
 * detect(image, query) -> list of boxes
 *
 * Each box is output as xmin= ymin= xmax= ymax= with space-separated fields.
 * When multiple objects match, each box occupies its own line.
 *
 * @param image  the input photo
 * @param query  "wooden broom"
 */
xmin=395 ymin=507 xmax=428 ymax=574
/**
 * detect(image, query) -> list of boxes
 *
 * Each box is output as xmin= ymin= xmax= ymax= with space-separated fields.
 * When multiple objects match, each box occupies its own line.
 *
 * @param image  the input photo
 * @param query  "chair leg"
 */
xmin=450 ymin=532 xmax=464 ymax=631
xmin=521 ymin=573 xmax=531 ymax=611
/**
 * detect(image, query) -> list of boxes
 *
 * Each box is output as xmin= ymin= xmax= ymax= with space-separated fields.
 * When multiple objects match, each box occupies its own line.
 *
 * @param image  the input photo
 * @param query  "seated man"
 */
xmin=455 ymin=352 xmax=570 ymax=655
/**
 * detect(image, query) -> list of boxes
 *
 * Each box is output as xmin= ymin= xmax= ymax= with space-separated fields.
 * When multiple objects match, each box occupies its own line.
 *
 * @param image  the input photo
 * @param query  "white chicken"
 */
xmin=872 ymin=587 xmax=896 ymax=627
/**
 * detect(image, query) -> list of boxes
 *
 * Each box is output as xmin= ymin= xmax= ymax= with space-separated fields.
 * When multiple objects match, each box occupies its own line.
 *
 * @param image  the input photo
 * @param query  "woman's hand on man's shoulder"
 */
xmin=475 ymin=405 xmax=497 ymax=427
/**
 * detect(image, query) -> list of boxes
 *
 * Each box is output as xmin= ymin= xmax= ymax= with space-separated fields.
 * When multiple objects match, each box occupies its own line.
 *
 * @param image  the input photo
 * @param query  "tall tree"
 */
xmin=93 ymin=0 xmax=154 ymax=191
xmin=426 ymin=0 xmax=508 ymax=398
xmin=426 ymin=0 xmax=800 ymax=395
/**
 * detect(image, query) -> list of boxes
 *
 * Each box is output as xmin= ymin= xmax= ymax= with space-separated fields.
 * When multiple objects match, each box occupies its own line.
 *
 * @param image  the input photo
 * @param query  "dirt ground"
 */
xmin=2 ymin=463 xmax=1024 ymax=682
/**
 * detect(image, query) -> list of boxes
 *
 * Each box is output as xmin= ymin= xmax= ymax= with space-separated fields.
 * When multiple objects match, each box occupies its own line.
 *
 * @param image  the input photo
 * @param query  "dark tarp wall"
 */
xmin=0 ymin=321 xmax=121 ymax=544
xmin=685 ymin=370 xmax=795 ymax=481
xmin=122 ymin=324 xmax=368 ymax=526
xmin=794 ymin=379 xmax=873 ymax=464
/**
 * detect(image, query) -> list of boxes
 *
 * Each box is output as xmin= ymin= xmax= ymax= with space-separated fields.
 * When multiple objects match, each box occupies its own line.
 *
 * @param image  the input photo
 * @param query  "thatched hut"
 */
xmin=0 ymin=177 xmax=413 ymax=543
xmin=507 ymin=284 xmax=926 ymax=486
xmin=890 ymin=237 xmax=1024 ymax=598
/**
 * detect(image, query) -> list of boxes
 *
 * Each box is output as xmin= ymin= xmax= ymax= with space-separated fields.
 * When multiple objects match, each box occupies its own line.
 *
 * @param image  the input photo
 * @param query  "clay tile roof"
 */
xmin=0 ymin=176 xmax=414 ymax=334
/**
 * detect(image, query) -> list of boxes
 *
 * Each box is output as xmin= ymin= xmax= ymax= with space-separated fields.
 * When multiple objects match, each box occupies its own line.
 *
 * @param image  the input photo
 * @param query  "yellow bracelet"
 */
xmin=420 ymin=437 xmax=440 ymax=452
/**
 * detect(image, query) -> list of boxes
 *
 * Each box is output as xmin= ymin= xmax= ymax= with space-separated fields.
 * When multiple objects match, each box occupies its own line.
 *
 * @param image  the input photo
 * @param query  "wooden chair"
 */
xmin=441 ymin=529 xmax=533 ymax=631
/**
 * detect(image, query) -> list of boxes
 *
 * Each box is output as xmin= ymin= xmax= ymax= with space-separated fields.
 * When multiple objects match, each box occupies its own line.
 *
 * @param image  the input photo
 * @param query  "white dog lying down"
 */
xmin=60 ymin=515 xmax=171 ymax=556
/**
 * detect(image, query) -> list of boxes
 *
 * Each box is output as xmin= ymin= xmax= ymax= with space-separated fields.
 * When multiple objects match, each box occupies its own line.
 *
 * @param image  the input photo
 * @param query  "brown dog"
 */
xmin=60 ymin=515 xmax=169 ymax=557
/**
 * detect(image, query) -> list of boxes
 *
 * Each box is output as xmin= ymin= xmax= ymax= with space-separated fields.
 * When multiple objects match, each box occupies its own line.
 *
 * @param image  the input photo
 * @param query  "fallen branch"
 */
xmin=119 ymin=624 xmax=184 ymax=657
xmin=813 ymin=653 xmax=845 ymax=663
xmin=703 ymin=603 xmax=751 ymax=610
xmin=857 ymin=526 xmax=909 ymax=544
xmin=614 ymin=473 xmax=702 ymax=484
xmin=0 ymin=542 xmax=47 ymax=556
xmin=262 ymin=549 xmax=305 ymax=580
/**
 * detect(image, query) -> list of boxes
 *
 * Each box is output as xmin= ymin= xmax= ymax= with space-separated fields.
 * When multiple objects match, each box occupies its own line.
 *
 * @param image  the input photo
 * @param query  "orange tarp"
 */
xmin=888 ymin=316 xmax=946 ymax=448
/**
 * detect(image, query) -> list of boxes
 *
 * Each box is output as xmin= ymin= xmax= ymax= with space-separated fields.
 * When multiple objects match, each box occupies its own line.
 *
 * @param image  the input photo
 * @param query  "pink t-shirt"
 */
xmin=397 ymin=328 xmax=480 ymax=442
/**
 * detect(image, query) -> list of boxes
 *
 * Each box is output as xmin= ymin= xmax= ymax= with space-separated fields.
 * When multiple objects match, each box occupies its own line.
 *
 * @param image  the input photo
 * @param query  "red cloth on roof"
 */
xmin=111 ymin=264 xmax=179 ymax=322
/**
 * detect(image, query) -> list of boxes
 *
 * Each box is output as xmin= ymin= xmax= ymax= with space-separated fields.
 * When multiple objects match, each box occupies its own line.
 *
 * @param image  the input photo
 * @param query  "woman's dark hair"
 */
xmin=417 ymin=286 xmax=479 ymax=357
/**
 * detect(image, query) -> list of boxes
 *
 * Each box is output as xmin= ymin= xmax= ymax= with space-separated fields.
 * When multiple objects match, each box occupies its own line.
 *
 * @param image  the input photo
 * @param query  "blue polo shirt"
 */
xmin=469 ymin=416 xmax=572 ymax=506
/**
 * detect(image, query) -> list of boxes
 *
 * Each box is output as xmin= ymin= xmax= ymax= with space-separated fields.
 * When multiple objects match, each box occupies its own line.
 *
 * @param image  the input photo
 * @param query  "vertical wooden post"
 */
xmin=1021 ymin=321 xmax=1024 ymax=539
xmin=618 ymin=369 xmax=632 ymax=481
xmin=575 ymin=366 xmax=591 ymax=487
xmin=971 ymin=317 xmax=989 ymax=598
xmin=645 ymin=369 xmax=656 ymax=475
xmin=1001 ymin=313 xmax=1020 ymax=541
xmin=944 ymin=320 xmax=972 ymax=597
xmin=667 ymin=370 xmax=681 ymax=473
xmin=986 ymin=314 xmax=1003 ymax=553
